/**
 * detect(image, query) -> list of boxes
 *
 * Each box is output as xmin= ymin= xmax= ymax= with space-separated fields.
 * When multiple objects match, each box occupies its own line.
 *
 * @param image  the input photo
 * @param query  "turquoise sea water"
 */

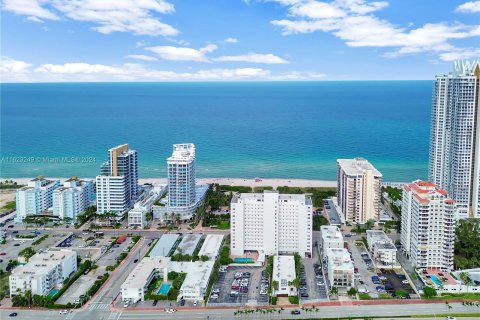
xmin=0 ymin=81 xmax=432 ymax=181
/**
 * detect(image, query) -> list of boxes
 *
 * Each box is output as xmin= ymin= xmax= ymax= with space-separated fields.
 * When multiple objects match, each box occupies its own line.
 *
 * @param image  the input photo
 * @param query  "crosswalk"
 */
xmin=64 ymin=312 xmax=75 ymax=320
xmin=107 ymin=311 xmax=122 ymax=320
xmin=89 ymin=302 xmax=110 ymax=310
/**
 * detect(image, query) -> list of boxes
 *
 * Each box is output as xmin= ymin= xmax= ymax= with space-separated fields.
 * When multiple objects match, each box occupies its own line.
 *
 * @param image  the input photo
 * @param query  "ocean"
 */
xmin=0 ymin=81 xmax=432 ymax=182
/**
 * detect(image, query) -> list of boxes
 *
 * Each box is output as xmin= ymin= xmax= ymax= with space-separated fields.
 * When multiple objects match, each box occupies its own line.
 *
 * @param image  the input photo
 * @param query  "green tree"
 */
xmin=423 ymin=286 xmax=437 ymax=299
xmin=347 ymin=287 xmax=357 ymax=297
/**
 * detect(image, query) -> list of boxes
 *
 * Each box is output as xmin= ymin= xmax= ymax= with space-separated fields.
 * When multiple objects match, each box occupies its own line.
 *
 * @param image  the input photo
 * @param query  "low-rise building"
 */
xmin=15 ymin=177 xmax=60 ymax=222
xmin=9 ymin=249 xmax=77 ymax=296
xmin=272 ymin=255 xmax=297 ymax=297
xmin=325 ymin=248 xmax=354 ymax=288
xmin=366 ymin=230 xmax=398 ymax=268
xmin=320 ymin=226 xmax=344 ymax=250
xmin=170 ymin=260 xmax=216 ymax=301
xmin=198 ymin=234 xmax=224 ymax=259
xmin=121 ymin=257 xmax=216 ymax=303
xmin=121 ymin=257 xmax=170 ymax=303
xmin=149 ymin=234 xmax=181 ymax=257
xmin=128 ymin=184 xmax=165 ymax=228
xmin=52 ymin=177 xmax=94 ymax=224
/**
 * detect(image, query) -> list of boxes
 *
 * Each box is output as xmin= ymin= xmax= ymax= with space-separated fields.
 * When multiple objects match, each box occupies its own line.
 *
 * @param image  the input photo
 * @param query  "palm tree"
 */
xmin=330 ymin=286 xmax=338 ymax=298
xmin=174 ymin=213 xmax=181 ymax=226
xmin=460 ymin=272 xmax=473 ymax=292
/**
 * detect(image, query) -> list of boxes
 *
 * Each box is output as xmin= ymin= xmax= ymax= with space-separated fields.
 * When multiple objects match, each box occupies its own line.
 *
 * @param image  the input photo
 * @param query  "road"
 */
xmin=2 ymin=302 xmax=479 ymax=320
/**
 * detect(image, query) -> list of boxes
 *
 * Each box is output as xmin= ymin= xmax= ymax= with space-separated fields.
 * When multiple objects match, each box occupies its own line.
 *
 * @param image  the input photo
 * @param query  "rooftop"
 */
xmin=403 ymin=180 xmax=452 ymax=204
xmin=337 ymin=158 xmax=382 ymax=177
xmin=168 ymin=143 xmax=195 ymax=162
xmin=197 ymin=234 xmax=224 ymax=258
xmin=149 ymin=234 xmax=180 ymax=257
xmin=321 ymin=225 xmax=343 ymax=242
xmin=170 ymin=260 xmax=215 ymax=293
xmin=122 ymin=257 xmax=170 ymax=289
xmin=175 ymin=233 xmax=203 ymax=256
xmin=273 ymin=255 xmax=296 ymax=286
xmin=232 ymin=191 xmax=312 ymax=205
xmin=326 ymin=248 xmax=354 ymax=270
xmin=11 ymin=249 xmax=76 ymax=278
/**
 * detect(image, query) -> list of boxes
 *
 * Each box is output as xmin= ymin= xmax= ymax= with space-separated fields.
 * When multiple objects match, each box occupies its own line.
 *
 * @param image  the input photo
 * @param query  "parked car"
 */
xmin=292 ymin=310 xmax=301 ymax=315
xmin=152 ymin=300 xmax=158 ymax=306
xmin=9 ymin=312 xmax=18 ymax=317
xmin=165 ymin=309 xmax=176 ymax=314
xmin=134 ymin=259 xmax=138 ymax=263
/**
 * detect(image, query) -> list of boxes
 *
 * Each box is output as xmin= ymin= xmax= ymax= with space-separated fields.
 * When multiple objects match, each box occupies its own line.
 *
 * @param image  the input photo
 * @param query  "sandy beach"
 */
xmin=1 ymin=177 xmax=337 ymax=188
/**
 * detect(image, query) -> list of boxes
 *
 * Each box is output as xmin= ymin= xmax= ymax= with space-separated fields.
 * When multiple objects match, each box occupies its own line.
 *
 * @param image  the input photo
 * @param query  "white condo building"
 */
xmin=96 ymin=144 xmax=138 ymax=216
xmin=429 ymin=60 xmax=480 ymax=219
xmin=153 ymin=144 xmax=208 ymax=221
xmin=320 ymin=225 xmax=344 ymax=250
xmin=15 ymin=177 xmax=60 ymax=222
xmin=52 ymin=177 xmax=94 ymax=224
xmin=337 ymin=158 xmax=382 ymax=223
xmin=366 ymin=230 xmax=398 ymax=268
xmin=230 ymin=190 xmax=312 ymax=258
xmin=9 ymin=249 xmax=77 ymax=296
xmin=272 ymin=255 xmax=297 ymax=297
xmin=401 ymin=180 xmax=456 ymax=271
xmin=325 ymin=248 xmax=354 ymax=288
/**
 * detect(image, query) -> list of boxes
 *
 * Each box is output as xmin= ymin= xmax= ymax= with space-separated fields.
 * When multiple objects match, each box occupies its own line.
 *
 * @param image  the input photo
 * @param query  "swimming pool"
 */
xmin=48 ymin=288 xmax=59 ymax=297
xmin=234 ymin=257 xmax=253 ymax=263
xmin=429 ymin=275 xmax=442 ymax=286
xmin=157 ymin=283 xmax=171 ymax=295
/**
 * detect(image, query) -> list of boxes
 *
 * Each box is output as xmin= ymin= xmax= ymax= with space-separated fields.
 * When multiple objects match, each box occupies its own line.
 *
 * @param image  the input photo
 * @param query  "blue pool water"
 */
xmin=157 ymin=283 xmax=171 ymax=295
xmin=234 ymin=258 xmax=254 ymax=263
xmin=430 ymin=275 xmax=442 ymax=286
xmin=48 ymin=288 xmax=59 ymax=297
xmin=0 ymin=82 xmax=432 ymax=181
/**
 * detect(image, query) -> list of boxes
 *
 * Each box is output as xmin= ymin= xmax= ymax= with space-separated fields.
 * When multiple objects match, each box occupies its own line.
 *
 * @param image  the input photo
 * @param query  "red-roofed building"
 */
xmin=401 ymin=180 xmax=457 ymax=271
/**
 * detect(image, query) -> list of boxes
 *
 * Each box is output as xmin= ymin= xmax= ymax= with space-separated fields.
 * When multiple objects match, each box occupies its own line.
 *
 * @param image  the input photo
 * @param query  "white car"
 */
xmin=210 ymin=294 xmax=219 ymax=299
xmin=358 ymin=287 xmax=369 ymax=294
xmin=123 ymin=301 xmax=129 ymax=308
xmin=165 ymin=309 xmax=176 ymax=314
xmin=402 ymin=279 xmax=409 ymax=284
xmin=193 ymin=300 xmax=198 ymax=306
xmin=59 ymin=310 xmax=68 ymax=314
xmin=317 ymin=281 xmax=324 ymax=286
xmin=446 ymin=317 xmax=456 ymax=320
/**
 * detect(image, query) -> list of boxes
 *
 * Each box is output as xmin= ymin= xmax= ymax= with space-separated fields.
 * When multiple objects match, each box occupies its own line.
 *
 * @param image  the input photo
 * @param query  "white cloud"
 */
xmin=2 ymin=0 xmax=178 ymax=36
xmin=438 ymin=48 xmax=480 ymax=61
xmin=145 ymin=44 xmax=218 ymax=62
xmin=214 ymin=53 xmax=289 ymax=64
xmin=3 ymin=0 xmax=59 ymax=21
xmin=0 ymin=58 xmax=326 ymax=82
xmin=456 ymin=1 xmax=480 ymax=13
xmin=0 ymin=57 xmax=32 ymax=82
xmin=269 ymin=0 xmax=480 ymax=61
xmin=224 ymin=37 xmax=239 ymax=43
xmin=125 ymin=54 xmax=158 ymax=61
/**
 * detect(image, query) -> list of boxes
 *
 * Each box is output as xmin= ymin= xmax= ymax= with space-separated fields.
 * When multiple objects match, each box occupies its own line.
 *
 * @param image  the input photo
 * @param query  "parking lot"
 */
xmin=207 ymin=265 xmax=266 ymax=306
xmin=0 ymin=230 xmax=65 ymax=272
xmin=377 ymin=270 xmax=416 ymax=298
xmin=301 ymin=246 xmax=328 ymax=302
xmin=345 ymin=236 xmax=379 ymax=297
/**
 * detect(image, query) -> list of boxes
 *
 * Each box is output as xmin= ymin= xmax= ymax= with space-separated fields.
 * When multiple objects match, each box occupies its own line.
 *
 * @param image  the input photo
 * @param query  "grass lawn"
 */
xmin=2 ymin=201 xmax=15 ymax=210
xmin=440 ymin=293 xmax=480 ymax=299
xmin=216 ymin=221 xmax=230 ymax=230
xmin=358 ymin=293 xmax=372 ymax=300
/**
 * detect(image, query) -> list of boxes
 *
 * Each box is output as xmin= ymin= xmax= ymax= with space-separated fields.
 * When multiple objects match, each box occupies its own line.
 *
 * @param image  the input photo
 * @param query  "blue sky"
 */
xmin=1 ymin=0 xmax=479 ymax=81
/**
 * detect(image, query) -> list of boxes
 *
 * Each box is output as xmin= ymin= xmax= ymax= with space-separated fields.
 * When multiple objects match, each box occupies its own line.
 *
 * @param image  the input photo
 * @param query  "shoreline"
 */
xmin=1 ymin=177 xmax=338 ymax=188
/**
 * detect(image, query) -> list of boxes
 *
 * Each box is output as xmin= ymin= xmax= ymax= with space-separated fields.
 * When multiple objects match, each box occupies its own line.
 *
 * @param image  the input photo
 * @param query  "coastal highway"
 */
xmin=2 ymin=302 xmax=479 ymax=320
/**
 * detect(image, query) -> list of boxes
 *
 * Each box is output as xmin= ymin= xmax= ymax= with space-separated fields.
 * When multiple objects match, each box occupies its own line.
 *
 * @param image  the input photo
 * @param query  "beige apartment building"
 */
xmin=337 ymin=158 xmax=382 ymax=223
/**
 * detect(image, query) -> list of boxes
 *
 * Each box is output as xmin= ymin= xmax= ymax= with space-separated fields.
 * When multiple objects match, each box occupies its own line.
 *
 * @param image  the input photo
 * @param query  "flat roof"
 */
xmin=170 ymin=260 xmax=215 ymax=294
xmin=338 ymin=158 xmax=382 ymax=177
xmin=321 ymin=225 xmax=343 ymax=242
xmin=366 ymin=230 xmax=396 ymax=249
xmin=11 ymin=249 xmax=76 ymax=278
xmin=198 ymin=234 xmax=224 ymax=258
xmin=232 ymin=191 xmax=312 ymax=205
xmin=326 ymin=248 xmax=354 ymax=270
xmin=149 ymin=234 xmax=180 ymax=257
xmin=273 ymin=255 xmax=296 ymax=287
xmin=168 ymin=143 xmax=195 ymax=162
xmin=175 ymin=234 xmax=203 ymax=256
xmin=122 ymin=256 xmax=170 ymax=289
